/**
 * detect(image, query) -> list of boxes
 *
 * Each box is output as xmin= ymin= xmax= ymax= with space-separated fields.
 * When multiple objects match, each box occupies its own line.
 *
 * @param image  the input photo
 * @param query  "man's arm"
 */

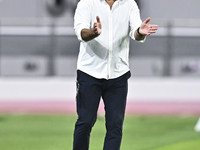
xmin=81 ymin=16 xmax=102 ymax=42
xmin=134 ymin=17 xmax=158 ymax=41
xmin=134 ymin=28 xmax=146 ymax=41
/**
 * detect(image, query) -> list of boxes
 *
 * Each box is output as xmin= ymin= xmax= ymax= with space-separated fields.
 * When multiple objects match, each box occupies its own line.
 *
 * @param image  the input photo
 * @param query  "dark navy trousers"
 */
xmin=73 ymin=70 xmax=131 ymax=150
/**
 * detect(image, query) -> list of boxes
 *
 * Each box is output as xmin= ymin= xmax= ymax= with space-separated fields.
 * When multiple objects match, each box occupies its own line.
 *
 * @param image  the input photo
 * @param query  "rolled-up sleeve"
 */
xmin=74 ymin=0 xmax=92 ymax=42
xmin=129 ymin=1 xmax=145 ymax=43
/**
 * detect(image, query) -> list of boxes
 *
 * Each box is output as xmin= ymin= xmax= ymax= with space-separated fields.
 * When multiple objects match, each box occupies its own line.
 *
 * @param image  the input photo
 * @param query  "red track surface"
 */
xmin=0 ymin=100 xmax=200 ymax=116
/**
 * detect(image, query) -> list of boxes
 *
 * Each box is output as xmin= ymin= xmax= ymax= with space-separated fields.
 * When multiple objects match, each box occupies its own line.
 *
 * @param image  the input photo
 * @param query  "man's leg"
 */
xmin=73 ymin=70 xmax=102 ymax=150
xmin=102 ymin=71 xmax=130 ymax=150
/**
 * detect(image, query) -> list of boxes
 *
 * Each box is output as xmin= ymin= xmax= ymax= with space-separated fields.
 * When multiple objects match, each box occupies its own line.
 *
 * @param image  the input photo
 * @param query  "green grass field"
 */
xmin=0 ymin=114 xmax=200 ymax=150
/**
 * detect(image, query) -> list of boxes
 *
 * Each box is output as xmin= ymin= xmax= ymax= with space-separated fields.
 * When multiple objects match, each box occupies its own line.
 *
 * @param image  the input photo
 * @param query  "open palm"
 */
xmin=139 ymin=17 xmax=158 ymax=35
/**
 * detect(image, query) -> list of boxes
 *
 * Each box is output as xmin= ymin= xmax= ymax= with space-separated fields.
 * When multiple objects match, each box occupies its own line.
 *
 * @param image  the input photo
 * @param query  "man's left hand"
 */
xmin=139 ymin=17 xmax=158 ymax=35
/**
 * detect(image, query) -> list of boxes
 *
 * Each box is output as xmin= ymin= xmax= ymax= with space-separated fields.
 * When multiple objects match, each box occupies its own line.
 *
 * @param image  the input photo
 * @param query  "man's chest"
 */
xmin=105 ymin=0 xmax=116 ymax=9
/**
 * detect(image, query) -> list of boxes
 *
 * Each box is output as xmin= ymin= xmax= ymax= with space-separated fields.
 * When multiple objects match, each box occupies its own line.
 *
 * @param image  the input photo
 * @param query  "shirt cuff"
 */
xmin=75 ymin=26 xmax=87 ymax=43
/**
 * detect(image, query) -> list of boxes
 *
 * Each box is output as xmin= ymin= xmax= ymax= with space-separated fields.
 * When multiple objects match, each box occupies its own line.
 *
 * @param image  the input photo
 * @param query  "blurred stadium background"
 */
xmin=0 ymin=0 xmax=200 ymax=116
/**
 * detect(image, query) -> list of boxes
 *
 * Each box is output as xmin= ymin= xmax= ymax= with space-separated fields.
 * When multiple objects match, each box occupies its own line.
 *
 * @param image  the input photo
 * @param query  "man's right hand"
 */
xmin=81 ymin=16 xmax=102 ymax=42
xmin=93 ymin=16 xmax=102 ymax=35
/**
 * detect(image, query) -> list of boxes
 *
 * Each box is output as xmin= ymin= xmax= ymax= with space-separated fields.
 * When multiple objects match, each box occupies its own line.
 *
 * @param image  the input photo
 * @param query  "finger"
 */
xmin=151 ymin=25 xmax=158 ymax=28
xmin=94 ymin=28 xmax=98 ymax=33
xmin=150 ymin=25 xmax=158 ymax=30
xmin=96 ymin=16 xmax=100 ymax=23
xmin=94 ymin=23 xmax=98 ymax=28
xmin=144 ymin=17 xmax=151 ymax=24
xmin=150 ymin=30 xmax=156 ymax=33
xmin=147 ymin=33 xmax=151 ymax=35
xmin=150 ymin=27 xmax=158 ymax=30
xmin=149 ymin=29 xmax=157 ymax=34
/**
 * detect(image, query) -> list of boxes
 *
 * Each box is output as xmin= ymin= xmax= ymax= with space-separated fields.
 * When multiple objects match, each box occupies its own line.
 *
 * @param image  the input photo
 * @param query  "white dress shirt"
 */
xmin=74 ymin=0 xmax=144 ymax=79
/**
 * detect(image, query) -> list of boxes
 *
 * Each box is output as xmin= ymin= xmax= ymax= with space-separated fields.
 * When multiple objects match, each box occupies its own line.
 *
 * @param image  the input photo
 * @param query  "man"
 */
xmin=73 ymin=0 xmax=158 ymax=150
